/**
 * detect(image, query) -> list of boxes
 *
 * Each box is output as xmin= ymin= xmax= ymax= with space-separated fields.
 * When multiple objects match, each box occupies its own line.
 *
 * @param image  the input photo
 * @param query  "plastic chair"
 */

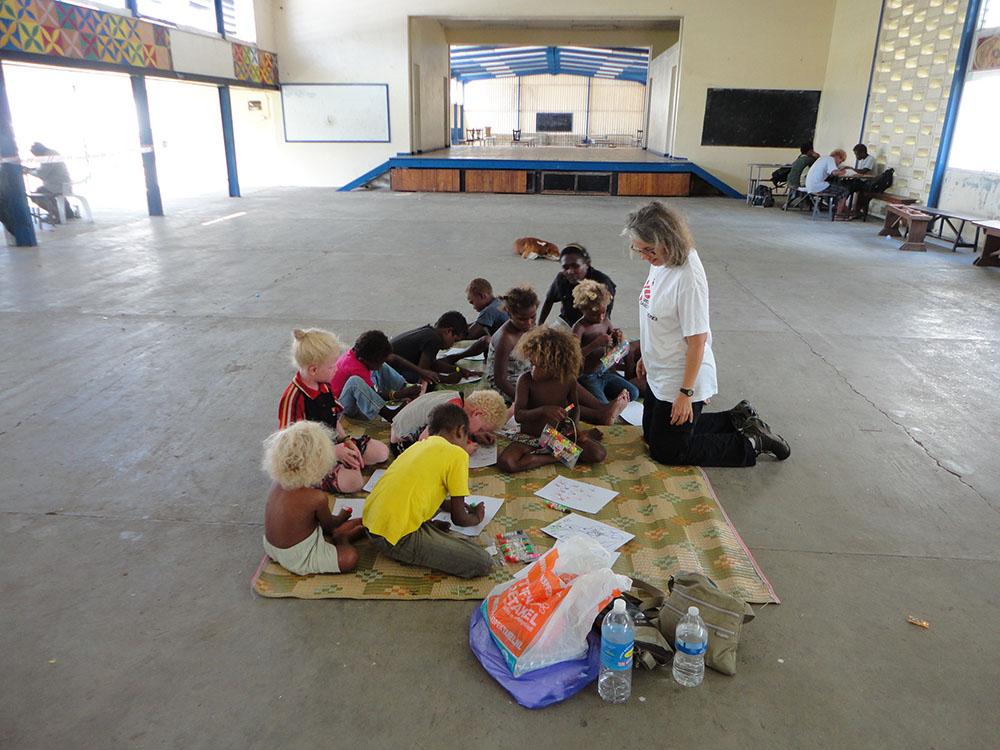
xmin=54 ymin=181 xmax=93 ymax=224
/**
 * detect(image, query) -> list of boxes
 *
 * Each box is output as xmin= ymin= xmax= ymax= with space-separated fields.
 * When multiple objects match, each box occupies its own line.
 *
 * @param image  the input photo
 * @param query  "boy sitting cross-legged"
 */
xmin=330 ymin=329 xmax=423 ymax=422
xmin=262 ymin=421 xmax=365 ymax=575
xmin=362 ymin=403 xmax=493 ymax=579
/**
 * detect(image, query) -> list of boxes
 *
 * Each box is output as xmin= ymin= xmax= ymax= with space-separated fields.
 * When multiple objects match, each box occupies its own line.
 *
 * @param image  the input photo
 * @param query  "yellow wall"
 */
xmin=409 ymin=17 xmax=450 ymax=152
xmin=814 ymin=0 xmax=882 ymax=152
xmin=271 ymin=0 xmax=844 ymax=189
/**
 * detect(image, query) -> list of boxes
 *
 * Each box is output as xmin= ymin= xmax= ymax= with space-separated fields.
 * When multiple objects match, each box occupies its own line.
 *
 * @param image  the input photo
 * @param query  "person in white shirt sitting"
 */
xmin=804 ymin=149 xmax=851 ymax=219
xmin=852 ymin=144 xmax=876 ymax=174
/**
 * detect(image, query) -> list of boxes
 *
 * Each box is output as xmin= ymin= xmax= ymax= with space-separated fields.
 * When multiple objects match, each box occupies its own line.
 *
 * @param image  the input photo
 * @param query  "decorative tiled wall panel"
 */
xmin=0 ymin=0 xmax=172 ymax=70
xmin=233 ymin=42 xmax=277 ymax=85
xmin=864 ymin=0 xmax=969 ymax=200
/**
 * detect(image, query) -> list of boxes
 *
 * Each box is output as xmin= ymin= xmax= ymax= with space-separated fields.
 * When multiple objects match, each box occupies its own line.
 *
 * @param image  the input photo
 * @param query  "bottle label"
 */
xmin=600 ymin=640 xmax=634 ymax=671
xmin=676 ymin=638 xmax=707 ymax=656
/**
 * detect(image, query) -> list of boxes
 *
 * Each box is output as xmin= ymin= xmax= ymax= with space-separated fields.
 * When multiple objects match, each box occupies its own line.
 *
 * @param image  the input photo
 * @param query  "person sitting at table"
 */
xmin=787 ymin=142 xmax=820 ymax=191
xmin=804 ymin=148 xmax=851 ymax=219
xmin=852 ymin=144 xmax=876 ymax=175
xmin=22 ymin=142 xmax=72 ymax=223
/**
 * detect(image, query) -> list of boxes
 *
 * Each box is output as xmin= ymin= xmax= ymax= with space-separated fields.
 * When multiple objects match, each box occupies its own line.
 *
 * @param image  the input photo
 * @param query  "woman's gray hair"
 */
xmin=622 ymin=201 xmax=694 ymax=267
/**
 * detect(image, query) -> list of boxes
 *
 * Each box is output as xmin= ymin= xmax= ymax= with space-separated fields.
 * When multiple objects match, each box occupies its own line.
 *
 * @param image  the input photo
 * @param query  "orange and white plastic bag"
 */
xmin=481 ymin=535 xmax=632 ymax=676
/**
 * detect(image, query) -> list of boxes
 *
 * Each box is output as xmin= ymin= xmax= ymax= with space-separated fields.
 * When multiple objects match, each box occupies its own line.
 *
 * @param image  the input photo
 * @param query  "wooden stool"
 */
xmin=878 ymin=205 xmax=932 ymax=252
xmin=973 ymin=220 xmax=1000 ymax=267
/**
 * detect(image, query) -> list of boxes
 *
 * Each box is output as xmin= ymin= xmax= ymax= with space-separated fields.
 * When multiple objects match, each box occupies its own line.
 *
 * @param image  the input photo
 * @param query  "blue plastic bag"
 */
xmin=468 ymin=605 xmax=599 ymax=709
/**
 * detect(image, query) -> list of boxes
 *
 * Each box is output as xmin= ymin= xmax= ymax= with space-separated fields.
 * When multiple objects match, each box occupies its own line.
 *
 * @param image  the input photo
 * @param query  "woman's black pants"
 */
xmin=642 ymin=387 xmax=756 ymax=467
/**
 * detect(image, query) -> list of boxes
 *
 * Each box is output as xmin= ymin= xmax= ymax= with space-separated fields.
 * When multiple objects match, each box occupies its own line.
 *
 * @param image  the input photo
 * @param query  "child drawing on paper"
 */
xmin=497 ymin=327 xmax=606 ymax=474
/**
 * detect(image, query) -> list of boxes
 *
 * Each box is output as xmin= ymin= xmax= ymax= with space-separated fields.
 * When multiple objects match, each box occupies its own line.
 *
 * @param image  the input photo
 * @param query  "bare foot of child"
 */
xmin=609 ymin=391 xmax=630 ymax=422
xmin=586 ymin=427 xmax=604 ymax=442
xmin=332 ymin=518 xmax=364 ymax=543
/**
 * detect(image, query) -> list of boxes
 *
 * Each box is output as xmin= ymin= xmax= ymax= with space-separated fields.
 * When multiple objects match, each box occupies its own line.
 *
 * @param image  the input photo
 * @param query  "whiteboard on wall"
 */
xmin=280 ymin=84 xmax=391 ymax=143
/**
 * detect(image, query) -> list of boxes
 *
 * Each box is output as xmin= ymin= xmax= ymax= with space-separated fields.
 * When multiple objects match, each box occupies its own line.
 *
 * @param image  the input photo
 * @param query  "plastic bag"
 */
xmin=469 ymin=605 xmax=599 ymax=709
xmin=481 ymin=535 xmax=632 ymax=677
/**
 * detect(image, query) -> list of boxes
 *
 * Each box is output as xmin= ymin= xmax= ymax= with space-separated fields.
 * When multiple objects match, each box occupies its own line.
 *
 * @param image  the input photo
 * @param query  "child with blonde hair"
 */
xmin=497 ymin=327 xmax=607 ymax=473
xmin=572 ymin=279 xmax=640 ymax=404
xmin=262 ymin=422 xmax=365 ymax=575
xmin=278 ymin=328 xmax=389 ymax=493
xmin=389 ymin=388 xmax=509 ymax=455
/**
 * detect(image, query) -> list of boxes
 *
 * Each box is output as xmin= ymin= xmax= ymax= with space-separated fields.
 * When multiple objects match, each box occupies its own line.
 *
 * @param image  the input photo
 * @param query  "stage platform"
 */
xmin=340 ymin=146 xmax=741 ymax=198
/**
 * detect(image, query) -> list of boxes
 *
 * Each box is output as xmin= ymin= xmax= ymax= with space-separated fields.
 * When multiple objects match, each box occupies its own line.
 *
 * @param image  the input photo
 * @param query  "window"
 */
xmin=59 ymin=0 xmax=130 ymax=10
xmin=947 ymin=0 xmax=1000 ymax=173
xmin=982 ymin=0 xmax=1000 ymax=28
xmin=221 ymin=0 xmax=256 ymax=43
xmin=135 ymin=0 xmax=217 ymax=35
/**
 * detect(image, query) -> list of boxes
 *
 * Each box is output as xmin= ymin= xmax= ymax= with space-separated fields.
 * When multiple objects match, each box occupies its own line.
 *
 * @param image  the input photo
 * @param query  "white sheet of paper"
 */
xmin=548 ymin=316 xmax=572 ymax=331
xmin=458 ymin=375 xmax=483 ymax=385
xmin=362 ymin=469 xmax=386 ymax=493
xmin=534 ymin=475 xmax=618 ymax=514
xmin=497 ymin=415 xmax=520 ymax=438
xmin=432 ymin=495 xmax=503 ymax=537
xmin=468 ymin=443 xmax=498 ymax=469
xmin=331 ymin=497 xmax=365 ymax=520
xmin=620 ymin=401 xmax=644 ymax=426
xmin=443 ymin=346 xmax=485 ymax=361
xmin=541 ymin=513 xmax=635 ymax=552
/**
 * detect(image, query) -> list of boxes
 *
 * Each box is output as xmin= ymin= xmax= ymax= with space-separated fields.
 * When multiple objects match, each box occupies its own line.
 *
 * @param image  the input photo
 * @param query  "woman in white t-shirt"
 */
xmin=623 ymin=202 xmax=790 ymax=466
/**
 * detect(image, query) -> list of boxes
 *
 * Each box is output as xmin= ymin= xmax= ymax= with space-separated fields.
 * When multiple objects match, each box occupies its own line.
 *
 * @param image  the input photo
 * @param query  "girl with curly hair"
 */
xmin=496 ymin=327 xmax=607 ymax=474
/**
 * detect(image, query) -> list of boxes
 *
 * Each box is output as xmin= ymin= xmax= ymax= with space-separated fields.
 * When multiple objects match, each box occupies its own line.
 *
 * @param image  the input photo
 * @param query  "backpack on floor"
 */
xmin=751 ymin=184 xmax=774 ymax=207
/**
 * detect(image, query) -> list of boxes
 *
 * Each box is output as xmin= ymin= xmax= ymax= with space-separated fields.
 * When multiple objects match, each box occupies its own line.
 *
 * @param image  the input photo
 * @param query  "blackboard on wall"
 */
xmin=537 ymin=112 xmax=573 ymax=132
xmin=701 ymin=89 xmax=821 ymax=147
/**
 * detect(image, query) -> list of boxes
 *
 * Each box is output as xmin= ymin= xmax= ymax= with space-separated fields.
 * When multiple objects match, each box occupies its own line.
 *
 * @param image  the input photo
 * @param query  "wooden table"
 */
xmin=912 ymin=206 xmax=984 ymax=252
xmin=973 ymin=220 xmax=1000 ymax=267
xmin=878 ymin=205 xmax=932 ymax=252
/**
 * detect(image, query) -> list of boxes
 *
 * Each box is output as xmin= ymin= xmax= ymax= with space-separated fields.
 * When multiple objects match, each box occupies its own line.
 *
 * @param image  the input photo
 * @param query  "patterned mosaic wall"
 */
xmin=0 ymin=0 xmax=172 ymax=70
xmin=233 ymin=42 xmax=277 ymax=86
xmin=863 ymin=0 xmax=970 ymax=200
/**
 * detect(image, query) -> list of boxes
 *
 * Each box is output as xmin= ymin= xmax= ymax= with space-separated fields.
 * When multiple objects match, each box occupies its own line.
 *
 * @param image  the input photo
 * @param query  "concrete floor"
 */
xmin=1 ymin=190 xmax=998 ymax=749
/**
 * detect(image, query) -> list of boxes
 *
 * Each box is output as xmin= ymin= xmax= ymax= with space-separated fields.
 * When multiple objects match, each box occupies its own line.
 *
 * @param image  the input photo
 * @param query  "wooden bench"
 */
xmin=910 ymin=205 xmax=984 ymax=253
xmin=972 ymin=220 xmax=1000 ymax=267
xmin=857 ymin=191 xmax=917 ymax=221
xmin=878 ymin=205 xmax=932 ymax=251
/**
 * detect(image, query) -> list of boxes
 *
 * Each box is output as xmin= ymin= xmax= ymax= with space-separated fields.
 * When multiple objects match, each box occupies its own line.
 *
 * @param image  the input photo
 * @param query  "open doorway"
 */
xmin=450 ymin=45 xmax=650 ymax=149
xmin=145 ymin=78 xmax=230 ymax=208
xmin=3 ymin=61 xmax=147 ymax=225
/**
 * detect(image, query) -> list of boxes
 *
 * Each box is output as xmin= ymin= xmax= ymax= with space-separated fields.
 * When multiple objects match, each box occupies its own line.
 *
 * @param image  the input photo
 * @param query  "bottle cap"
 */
xmin=613 ymin=599 xmax=626 ymax=613
xmin=688 ymin=606 xmax=699 ymax=616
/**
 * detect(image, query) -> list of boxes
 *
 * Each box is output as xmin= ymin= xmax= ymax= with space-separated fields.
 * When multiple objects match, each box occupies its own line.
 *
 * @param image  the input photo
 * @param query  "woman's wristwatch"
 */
xmin=678 ymin=387 xmax=694 ymax=397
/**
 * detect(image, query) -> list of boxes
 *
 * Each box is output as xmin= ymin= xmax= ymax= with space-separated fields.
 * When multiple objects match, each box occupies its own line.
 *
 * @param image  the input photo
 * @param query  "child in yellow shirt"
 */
xmin=363 ymin=403 xmax=493 ymax=578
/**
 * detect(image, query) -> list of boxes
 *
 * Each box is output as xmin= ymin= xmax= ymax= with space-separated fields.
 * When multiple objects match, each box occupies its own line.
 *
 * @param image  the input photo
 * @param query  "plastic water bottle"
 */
xmin=672 ymin=606 xmax=708 ymax=687
xmin=598 ymin=598 xmax=634 ymax=703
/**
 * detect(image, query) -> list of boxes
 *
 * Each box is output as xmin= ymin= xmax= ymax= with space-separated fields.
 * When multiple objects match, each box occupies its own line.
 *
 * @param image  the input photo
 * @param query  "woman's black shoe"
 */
xmin=730 ymin=399 xmax=759 ymax=431
xmin=741 ymin=417 xmax=791 ymax=460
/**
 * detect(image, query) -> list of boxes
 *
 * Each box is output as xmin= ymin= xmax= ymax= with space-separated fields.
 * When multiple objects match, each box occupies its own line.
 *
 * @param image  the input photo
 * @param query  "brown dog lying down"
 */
xmin=513 ymin=237 xmax=560 ymax=260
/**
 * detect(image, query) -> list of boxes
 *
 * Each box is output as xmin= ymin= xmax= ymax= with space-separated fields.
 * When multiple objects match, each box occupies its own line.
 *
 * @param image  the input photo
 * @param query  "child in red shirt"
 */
xmin=278 ymin=328 xmax=389 ymax=493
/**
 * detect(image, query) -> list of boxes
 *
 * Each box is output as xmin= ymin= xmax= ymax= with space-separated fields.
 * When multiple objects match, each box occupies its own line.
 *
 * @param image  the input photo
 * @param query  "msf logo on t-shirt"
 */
xmin=640 ymin=279 xmax=656 ymax=320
